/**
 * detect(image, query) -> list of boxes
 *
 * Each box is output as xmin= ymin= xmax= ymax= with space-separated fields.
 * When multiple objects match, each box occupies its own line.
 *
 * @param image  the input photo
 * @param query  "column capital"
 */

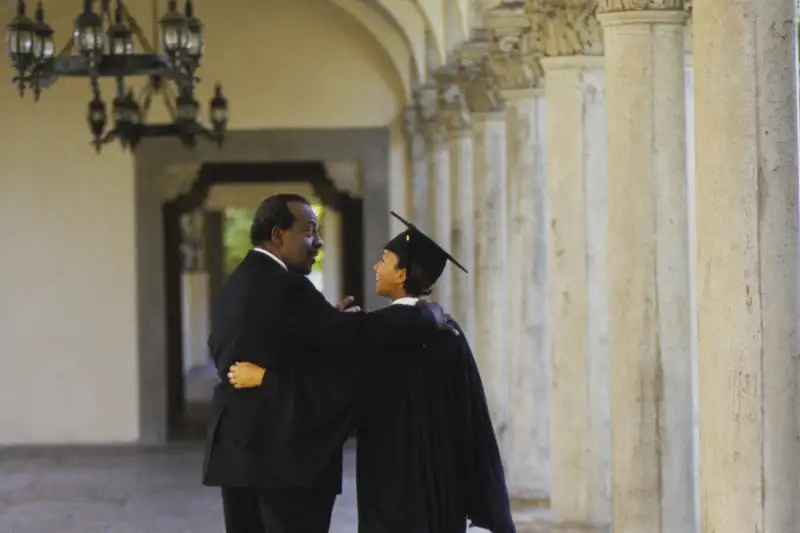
xmin=485 ymin=2 xmax=543 ymax=92
xmin=455 ymin=38 xmax=505 ymax=114
xmin=433 ymin=65 xmax=472 ymax=133
xmin=413 ymin=84 xmax=449 ymax=147
xmin=180 ymin=209 xmax=207 ymax=271
xmin=528 ymin=1 xmax=604 ymax=57
xmin=597 ymin=0 xmax=687 ymax=15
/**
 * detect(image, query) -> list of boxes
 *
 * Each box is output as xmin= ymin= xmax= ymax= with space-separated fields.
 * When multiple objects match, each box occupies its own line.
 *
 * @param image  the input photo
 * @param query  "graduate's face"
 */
xmin=374 ymin=250 xmax=407 ymax=299
xmin=272 ymin=202 xmax=323 ymax=275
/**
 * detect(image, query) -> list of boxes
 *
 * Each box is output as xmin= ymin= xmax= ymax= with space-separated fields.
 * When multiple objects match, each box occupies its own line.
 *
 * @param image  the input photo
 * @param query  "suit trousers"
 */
xmin=221 ymin=486 xmax=337 ymax=533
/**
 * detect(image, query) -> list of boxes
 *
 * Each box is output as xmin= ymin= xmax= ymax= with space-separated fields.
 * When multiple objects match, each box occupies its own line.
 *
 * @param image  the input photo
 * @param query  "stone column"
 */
xmin=694 ymin=0 xmax=800 ymax=530
xmin=487 ymin=2 xmax=550 ymax=514
xmin=436 ymin=66 xmax=475 ymax=338
xmin=418 ymin=84 xmax=454 ymax=309
xmin=404 ymin=97 xmax=429 ymax=230
xmin=597 ymin=4 xmax=694 ymax=533
xmin=321 ymin=208 xmax=343 ymax=306
xmin=460 ymin=39 xmax=510 ymax=452
xmin=179 ymin=209 xmax=211 ymax=374
xmin=535 ymin=4 xmax=610 ymax=530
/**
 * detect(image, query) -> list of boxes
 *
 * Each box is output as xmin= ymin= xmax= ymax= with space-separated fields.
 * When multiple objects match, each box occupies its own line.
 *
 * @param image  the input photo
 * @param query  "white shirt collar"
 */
xmin=253 ymin=247 xmax=287 ymax=271
xmin=391 ymin=297 xmax=419 ymax=306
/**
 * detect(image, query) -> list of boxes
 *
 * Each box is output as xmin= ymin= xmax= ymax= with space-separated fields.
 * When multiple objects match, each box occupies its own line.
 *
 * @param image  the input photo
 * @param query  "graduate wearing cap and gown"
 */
xmin=355 ymin=212 xmax=515 ymax=533
xmin=227 ymin=212 xmax=514 ymax=533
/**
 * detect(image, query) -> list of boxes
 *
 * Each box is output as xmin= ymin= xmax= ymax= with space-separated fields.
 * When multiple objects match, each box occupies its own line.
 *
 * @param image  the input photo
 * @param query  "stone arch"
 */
xmin=328 ymin=0 xmax=417 ymax=97
xmin=444 ymin=0 xmax=469 ymax=62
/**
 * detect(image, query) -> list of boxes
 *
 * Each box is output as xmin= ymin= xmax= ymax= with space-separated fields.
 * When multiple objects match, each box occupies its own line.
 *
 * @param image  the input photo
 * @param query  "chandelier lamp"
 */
xmin=5 ymin=0 xmax=229 ymax=152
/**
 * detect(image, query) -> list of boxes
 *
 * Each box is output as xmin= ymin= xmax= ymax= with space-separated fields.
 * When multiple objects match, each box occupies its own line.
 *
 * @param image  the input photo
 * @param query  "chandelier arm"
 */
xmin=161 ymin=84 xmax=177 ymax=120
xmin=140 ymin=83 xmax=154 ymax=117
xmin=90 ymin=77 xmax=101 ymax=98
xmin=56 ymin=38 xmax=75 ymax=58
xmin=121 ymin=5 xmax=156 ymax=54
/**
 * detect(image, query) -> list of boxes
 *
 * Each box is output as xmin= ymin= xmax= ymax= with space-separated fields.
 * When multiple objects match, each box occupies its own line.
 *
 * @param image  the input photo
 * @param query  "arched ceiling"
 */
xmin=328 ymin=0 xmax=416 ymax=95
xmin=331 ymin=0 xmax=470 ymax=87
xmin=0 ymin=0 xmax=469 ymax=95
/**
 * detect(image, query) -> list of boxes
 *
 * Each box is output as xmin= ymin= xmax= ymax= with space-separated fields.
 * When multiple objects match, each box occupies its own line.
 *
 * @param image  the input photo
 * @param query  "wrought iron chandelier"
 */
xmin=4 ymin=0 xmax=228 ymax=152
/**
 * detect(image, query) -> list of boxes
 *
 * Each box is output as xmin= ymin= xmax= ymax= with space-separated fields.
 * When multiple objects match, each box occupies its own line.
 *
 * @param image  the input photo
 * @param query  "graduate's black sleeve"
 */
xmin=274 ymin=274 xmax=439 ymax=364
xmin=457 ymin=338 xmax=517 ymax=533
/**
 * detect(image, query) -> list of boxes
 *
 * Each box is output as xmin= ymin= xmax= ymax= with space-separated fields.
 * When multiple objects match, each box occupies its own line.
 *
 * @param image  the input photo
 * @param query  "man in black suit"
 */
xmin=202 ymin=194 xmax=449 ymax=533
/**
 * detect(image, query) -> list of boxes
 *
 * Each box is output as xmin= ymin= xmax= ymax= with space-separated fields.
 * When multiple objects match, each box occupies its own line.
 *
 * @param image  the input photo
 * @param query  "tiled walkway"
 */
xmin=0 ymin=443 xmax=358 ymax=533
xmin=0 ymin=441 xmax=542 ymax=533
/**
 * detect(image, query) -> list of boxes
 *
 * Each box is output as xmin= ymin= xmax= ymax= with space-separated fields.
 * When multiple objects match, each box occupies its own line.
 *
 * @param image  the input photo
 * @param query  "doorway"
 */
xmin=164 ymin=162 xmax=363 ymax=440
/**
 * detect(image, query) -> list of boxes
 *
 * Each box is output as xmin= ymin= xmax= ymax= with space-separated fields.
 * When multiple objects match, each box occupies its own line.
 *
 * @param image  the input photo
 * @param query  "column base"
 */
xmin=511 ymin=494 xmax=551 ymax=526
xmin=546 ymin=521 xmax=609 ymax=533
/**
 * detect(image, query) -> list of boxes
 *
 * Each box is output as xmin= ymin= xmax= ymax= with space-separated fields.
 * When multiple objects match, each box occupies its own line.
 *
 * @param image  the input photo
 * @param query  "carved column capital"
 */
xmin=528 ymin=1 xmax=604 ymax=57
xmin=433 ymin=65 xmax=472 ymax=133
xmin=403 ymin=105 xmax=421 ymax=138
xmin=485 ymin=2 xmax=543 ymax=91
xmin=412 ymin=84 xmax=449 ymax=147
xmin=456 ymin=39 xmax=505 ymax=114
xmin=597 ymin=0 xmax=686 ymax=13
xmin=180 ymin=209 xmax=207 ymax=271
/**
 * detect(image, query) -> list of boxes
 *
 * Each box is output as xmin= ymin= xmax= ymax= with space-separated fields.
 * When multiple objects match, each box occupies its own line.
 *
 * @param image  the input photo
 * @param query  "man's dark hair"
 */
xmin=249 ymin=194 xmax=311 ymax=246
xmin=396 ymin=255 xmax=435 ymax=297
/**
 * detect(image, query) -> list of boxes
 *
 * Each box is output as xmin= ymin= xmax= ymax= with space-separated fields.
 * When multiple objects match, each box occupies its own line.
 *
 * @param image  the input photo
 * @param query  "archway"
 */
xmin=163 ymin=162 xmax=361 ymax=439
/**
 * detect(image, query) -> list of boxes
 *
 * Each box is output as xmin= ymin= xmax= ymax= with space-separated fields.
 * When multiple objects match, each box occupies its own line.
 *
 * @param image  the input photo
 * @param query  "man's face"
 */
xmin=373 ymin=249 xmax=406 ymax=298
xmin=273 ymin=202 xmax=323 ymax=275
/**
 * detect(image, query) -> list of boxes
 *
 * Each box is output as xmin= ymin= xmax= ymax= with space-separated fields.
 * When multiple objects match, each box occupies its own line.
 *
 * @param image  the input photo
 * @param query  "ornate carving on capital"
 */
xmin=527 ymin=1 xmax=604 ymax=57
xmin=456 ymin=40 xmax=504 ymax=114
xmin=597 ymin=0 xmax=684 ymax=13
xmin=180 ymin=209 xmax=206 ymax=271
xmin=403 ymin=106 xmax=421 ymax=139
xmin=486 ymin=2 xmax=543 ymax=91
xmin=433 ymin=66 xmax=472 ymax=133
xmin=413 ymin=85 xmax=449 ymax=148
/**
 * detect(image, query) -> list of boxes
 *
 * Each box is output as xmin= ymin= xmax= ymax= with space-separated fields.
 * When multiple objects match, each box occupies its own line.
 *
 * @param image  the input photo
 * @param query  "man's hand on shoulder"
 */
xmin=228 ymin=362 xmax=266 ymax=388
xmin=415 ymin=300 xmax=459 ymax=336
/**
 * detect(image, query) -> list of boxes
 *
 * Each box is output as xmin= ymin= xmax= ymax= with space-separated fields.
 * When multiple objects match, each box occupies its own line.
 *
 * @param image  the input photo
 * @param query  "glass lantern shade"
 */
xmin=108 ymin=24 xmax=133 ymax=56
xmin=124 ymin=92 xmax=141 ymax=124
xmin=74 ymin=4 xmax=106 ymax=57
xmin=184 ymin=1 xmax=203 ymax=61
xmin=209 ymin=85 xmax=228 ymax=129
xmin=185 ymin=19 xmax=203 ymax=60
xmin=87 ymin=95 xmax=107 ymax=137
xmin=6 ymin=5 xmax=35 ymax=68
xmin=113 ymin=93 xmax=128 ymax=124
xmin=32 ymin=3 xmax=54 ymax=61
xmin=160 ymin=1 xmax=189 ymax=55
xmin=32 ymin=25 xmax=54 ymax=60
xmin=176 ymin=90 xmax=199 ymax=122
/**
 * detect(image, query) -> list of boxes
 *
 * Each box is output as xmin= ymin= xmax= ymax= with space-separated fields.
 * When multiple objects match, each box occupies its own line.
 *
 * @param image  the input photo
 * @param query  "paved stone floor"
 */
xmin=0 ymin=442 xmax=358 ymax=533
xmin=0 ymin=440 xmax=547 ymax=533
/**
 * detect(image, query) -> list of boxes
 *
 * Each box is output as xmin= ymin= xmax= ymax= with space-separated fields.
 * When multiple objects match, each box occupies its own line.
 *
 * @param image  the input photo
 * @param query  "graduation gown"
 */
xmin=356 ymin=313 xmax=516 ymax=533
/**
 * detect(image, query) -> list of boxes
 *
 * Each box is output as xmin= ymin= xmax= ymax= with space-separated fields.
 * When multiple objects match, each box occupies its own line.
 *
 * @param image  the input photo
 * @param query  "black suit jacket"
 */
xmin=202 ymin=250 xmax=439 ymax=492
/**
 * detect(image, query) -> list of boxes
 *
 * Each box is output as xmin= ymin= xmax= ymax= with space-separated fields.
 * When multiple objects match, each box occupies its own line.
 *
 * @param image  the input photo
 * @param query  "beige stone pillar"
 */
xmin=694 ymin=0 xmax=800 ymax=530
xmin=404 ymin=96 xmax=429 ymax=230
xmin=486 ymin=3 xmax=550 ymax=514
xmin=597 ymin=4 xmax=694 ymax=533
xmin=436 ymin=66 xmax=476 ymax=341
xmin=418 ymin=84 xmax=454 ymax=309
xmin=461 ymin=40 xmax=510 ymax=451
xmin=179 ymin=209 xmax=211 ymax=373
xmin=536 ymin=4 xmax=610 ymax=530
xmin=321 ymin=208 xmax=343 ymax=305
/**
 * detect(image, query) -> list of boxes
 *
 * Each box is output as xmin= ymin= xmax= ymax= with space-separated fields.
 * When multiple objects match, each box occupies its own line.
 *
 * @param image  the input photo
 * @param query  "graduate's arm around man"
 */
xmin=227 ymin=198 xmax=455 ymax=380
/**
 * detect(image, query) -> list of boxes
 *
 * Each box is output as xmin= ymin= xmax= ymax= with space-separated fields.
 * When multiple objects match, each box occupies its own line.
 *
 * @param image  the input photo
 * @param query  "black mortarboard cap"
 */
xmin=384 ymin=211 xmax=468 ymax=288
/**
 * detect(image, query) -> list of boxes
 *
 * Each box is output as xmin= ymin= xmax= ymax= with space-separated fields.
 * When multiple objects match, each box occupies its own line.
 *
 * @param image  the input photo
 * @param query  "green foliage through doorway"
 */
xmin=222 ymin=205 xmax=325 ymax=276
